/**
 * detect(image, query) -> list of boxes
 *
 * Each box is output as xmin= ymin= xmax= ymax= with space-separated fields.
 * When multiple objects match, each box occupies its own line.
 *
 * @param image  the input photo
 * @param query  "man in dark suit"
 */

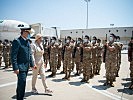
xmin=11 ymin=26 xmax=34 ymax=100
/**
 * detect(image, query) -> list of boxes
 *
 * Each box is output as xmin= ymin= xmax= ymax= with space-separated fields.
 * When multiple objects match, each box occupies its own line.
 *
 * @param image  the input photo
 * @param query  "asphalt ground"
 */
xmin=0 ymin=53 xmax=133 ymax=100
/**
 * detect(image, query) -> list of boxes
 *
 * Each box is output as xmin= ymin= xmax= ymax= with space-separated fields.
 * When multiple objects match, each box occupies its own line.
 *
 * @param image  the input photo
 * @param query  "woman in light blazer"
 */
xmin=31 ymin=33 xmax=52 ymax=93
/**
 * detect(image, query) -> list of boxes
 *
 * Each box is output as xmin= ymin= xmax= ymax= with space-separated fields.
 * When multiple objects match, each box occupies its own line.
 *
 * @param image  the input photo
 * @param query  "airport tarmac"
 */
xmin=0 ymin=53 xmax=133 ymax=100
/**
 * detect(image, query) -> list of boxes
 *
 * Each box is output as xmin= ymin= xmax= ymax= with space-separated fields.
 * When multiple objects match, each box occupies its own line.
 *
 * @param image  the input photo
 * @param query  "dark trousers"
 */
xmin=17 ymin=71 xmax=28 ymax=100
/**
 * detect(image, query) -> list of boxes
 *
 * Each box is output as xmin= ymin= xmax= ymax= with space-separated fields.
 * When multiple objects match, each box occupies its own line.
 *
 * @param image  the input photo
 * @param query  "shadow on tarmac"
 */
xmin=69 ymin=81 xmax=84 ymax=86
xmin=11 ymin=92 xmax=52 ymax=99
xmin=117 ymin=88 xmax=133 ymax=95
xmin=117 ymin=81 xmax=133 ymax=95
xmin=52 ymin=78 xmax=63 ymax=82
xmin=92 ymin=85 xmax=111 ymax=90
xmin=98 ymin=79 xmax=106 ymax=83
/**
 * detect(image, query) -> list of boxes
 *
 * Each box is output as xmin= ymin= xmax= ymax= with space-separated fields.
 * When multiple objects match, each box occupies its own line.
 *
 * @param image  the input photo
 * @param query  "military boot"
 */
xmin=85 ymin=76 xmax=90 ymax=83
xmin=48 ymin=72 xmax=54 ymax=77
xmin=103 ymin=80 xmax=109 ymax=86
xmin=129 ymin=79 xmax=133 ymax=89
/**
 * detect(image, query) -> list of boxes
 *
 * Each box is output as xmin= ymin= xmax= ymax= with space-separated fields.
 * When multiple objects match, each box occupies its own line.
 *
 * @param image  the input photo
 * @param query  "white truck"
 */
xmin=30 ymin=23 xmax=60 ymax=39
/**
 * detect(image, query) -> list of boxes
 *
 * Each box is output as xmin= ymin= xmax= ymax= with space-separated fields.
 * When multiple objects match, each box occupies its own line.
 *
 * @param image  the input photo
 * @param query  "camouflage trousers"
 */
xmin=50 ymin=57 xmax=58 ymax=73
xmin=57 ymin=54 xmax=62 ymax=69
xmin=92 ymin=59 xmax=97 ymax=75
xmin=64 ymin=57 xmax=72 ymax=78
xmin=116 ymin=57 xmax=121 ymax=75
xmin=75 ymin=62 xmax=82 ymax=73
xmin=0 ymin=53 xmax=2 ymax=66
xmin=105 ymin=61 xmax=117 ymax=82
xmin=43 ymin=53 xmax=49 ymax=66
xmin=82 ymin=60 xmax=92 ymax=80
xmin=96 ymin=57 xmax=102 ymax=72
xmin=71 ymin=58 xmax=75 ymax=70
xmin=130 ymin=61 xmax=133 ymax=79
xmin=4 ymin=52 xmax=11 ymax=68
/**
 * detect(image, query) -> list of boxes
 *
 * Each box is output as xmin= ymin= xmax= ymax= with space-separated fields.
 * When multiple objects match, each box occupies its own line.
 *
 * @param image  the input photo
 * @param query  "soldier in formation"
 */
xmin=48 ymin=37 xmax=59 ymax=77
xmin=57 ymin=39 xmax=63 ymax=70
xmin=3 ymin=39 xmax=12 ymax=69
xmin=43 ymin=37 xmax=50 ymax=68
xmin=0 ymin=40 xmax=3 ymax=67
xmin=128 ymin=37 xmax=133 ymax=89
xmin=74 ymin=38 xmax=83 ymax=76
xmin=80 ymin=35 xmax=92 ymax=83
xmin=103 ymin=34 xmax=118 ymax=87
xmin=96 ymin=39 xmax=103 ymax=75
xmin=62 ymin=36 xmax=74 ymax=80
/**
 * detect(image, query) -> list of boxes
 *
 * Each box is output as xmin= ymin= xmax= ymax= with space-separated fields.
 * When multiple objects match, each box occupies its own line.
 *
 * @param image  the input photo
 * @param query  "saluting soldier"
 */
xmin=74 ymin=38 xmax=83 ymax=76
xmin=81 ymin=35 xmax=92 ymax=83
xmin=48 ymin=37 xmax=58 ymax=77
xmin=43 ymin=38 xmax=50 ymax=68
xmin=103 ymin=34 xmax=117 ymax=87
xmin=115 ymin=36 xmax=123 ymax=77
xmin=0 ymin=40 xmax=3 ymax=67
xmin=96 ymin=39 xmax=103 ymax=75
xmin=3 ymin=39 xmax=11 ymax=69
xmin=57 ymin=39 xmax=63 ymax=70
xmin=71 ymin=39 xmax=76 ymax=71
xmin=62 ymin=36 xmax=73 ymax=80
xmin=91 ymin=36 xmax=97 ymax=76
xmin=128 ymin=37 xmax=133 ymax=89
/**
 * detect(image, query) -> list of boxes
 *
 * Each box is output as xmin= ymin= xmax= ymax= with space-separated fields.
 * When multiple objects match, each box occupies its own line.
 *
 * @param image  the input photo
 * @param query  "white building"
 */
xmin=60 ymin=27 xmax=133 ymax=45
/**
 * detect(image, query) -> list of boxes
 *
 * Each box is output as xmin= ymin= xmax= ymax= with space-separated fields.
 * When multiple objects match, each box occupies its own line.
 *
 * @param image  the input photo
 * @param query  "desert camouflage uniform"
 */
xmin=3 ymin=42 xmax=11 ymax=68
xmin=74 ymin=44 xmax=82 ymax=75
xmin=63 ymin=43 xmax=73 ymax=80
xmin=91 ymin=44 xmax=97 ymax=77
xmin=57 ymin=43 xmax=63 ymax=70
xmin=81 ymin=43 xmax=92 ymax=83
xmin=105 ymin=42 xmax=117 ymax=86
xmin=128 ymin=41 xmax=133 ymax=89
xmin=43 ymin=42 xmax=50 ymax=67
xmin=49 ymin=43 xmax=58 ymax=76
xmin=96 ymin=43 xmax=103 ymax=75
xmin=114 ymin=42 xmax=123 ymax=77
xmin=0 ymin=42 xmax=3 ymax=67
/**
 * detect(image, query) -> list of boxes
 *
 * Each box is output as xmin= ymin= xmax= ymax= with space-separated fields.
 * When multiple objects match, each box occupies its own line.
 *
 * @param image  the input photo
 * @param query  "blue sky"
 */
xmin=0 ymin=0 xmax=133 ymax=29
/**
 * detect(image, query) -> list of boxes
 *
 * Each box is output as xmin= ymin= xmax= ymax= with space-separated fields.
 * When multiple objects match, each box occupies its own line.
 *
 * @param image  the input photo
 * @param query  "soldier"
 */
xmin=114 ymin=36 xmax=123 ymax=77
xmin=103 ymin=34 xmax=117 ymax=87
xmin=60 ymin=37 xmax=66 ymax=74
xmin=3 ymin=39 xmax=11 ymax=69
xmin=128 ymin=37 xmax=133 ymax=89
xmin=74 ymin=38 xmax=83 ymax=76
xmin=91 ymin=36 xmax=97 ymax=76
xmin=0 ymin=40 xmax=3 ymax=67
xmin=43 ymin=37 xmax=50 ymax=68
xmin=71 ymin=39 xmax=75 ymax=71
xmin=96 ymin=39 xmax=103 ymax=75
xmin=81 ymin=35 xmax=92 ymax=83
xmin=48 ymin=37 xmax=58 ymax=77
xmin=57 ymin=39 xmax=63 ymax=70
xmin=62 ymin=36 xmax=73 ymax=80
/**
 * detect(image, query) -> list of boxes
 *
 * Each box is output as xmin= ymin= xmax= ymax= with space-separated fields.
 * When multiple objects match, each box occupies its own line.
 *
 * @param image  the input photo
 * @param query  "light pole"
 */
xmin=84 ymin=0 xmax=90 ymax=29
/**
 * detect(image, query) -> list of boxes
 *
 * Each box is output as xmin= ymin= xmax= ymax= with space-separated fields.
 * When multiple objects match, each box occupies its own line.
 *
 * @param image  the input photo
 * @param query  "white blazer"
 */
xmin=31 ymin=42 xmax=44 ymax=66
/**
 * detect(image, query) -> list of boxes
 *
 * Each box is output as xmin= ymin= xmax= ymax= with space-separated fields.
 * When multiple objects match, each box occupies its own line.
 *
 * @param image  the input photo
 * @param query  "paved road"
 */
xmin=0 ymin=54 xmax=133 ymax=100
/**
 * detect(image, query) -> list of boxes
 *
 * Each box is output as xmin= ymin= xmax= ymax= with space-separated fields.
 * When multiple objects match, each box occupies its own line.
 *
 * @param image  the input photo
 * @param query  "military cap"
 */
xmin=116 ymin=36 xmax=120 ymax=40
xmin=19 ymin=24 xmax=31 ymax=33
xmin=52 ymin=37 xmax=57 ymax=40
xmin=67 ymin=36 xmax=71 ymax=40
xmin=93 ymin=36 xmax=97 ymax=40
xmin=85 ymin=35 xmax=89 ymax=39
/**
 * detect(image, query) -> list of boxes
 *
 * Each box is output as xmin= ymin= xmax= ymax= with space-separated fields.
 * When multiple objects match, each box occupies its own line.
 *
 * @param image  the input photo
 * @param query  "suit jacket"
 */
xmin=11 ymin=36 xmax=34 ymax=71
xmin=31 ymin=42 xmax=44 ymax=66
